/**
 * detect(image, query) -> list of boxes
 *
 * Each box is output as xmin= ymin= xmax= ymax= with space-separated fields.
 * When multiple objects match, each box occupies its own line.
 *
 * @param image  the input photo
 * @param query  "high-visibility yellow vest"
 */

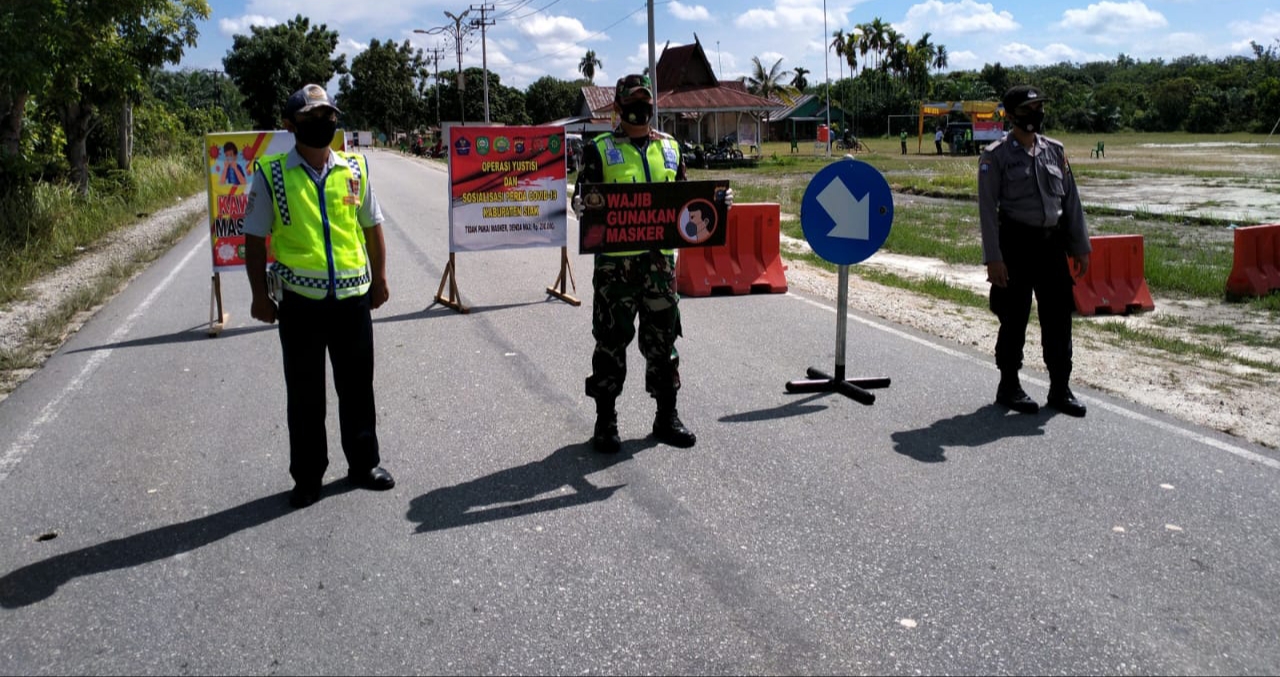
xmin=261 ymin=151 xmax=371 ymax=300
xmin=592 ymin=132 xmax=680 ymax=257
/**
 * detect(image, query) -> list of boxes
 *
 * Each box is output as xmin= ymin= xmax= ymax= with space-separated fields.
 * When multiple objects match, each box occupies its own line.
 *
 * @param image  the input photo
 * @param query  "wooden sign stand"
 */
xmin=207 ymin=273 xmax=229 ymax=337
xmin=545 ymin=246 xmax=581 ymax=306
xmin=433 ymin=247 xmax=581 ymax=314
xmin=434 ymin=253 xmax=469 ymax=313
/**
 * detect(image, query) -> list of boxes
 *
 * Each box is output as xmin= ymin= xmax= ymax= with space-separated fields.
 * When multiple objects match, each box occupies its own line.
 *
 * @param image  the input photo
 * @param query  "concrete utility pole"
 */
xmin=469 ymin=3 xmax=495 ymax=124
xmin=425 ymin=45 xmax=446 ymax=126
xmin=647 ymin=0 xmax=658 ymax=125
xmin=416 ymin=10 xmax=473 ymax=123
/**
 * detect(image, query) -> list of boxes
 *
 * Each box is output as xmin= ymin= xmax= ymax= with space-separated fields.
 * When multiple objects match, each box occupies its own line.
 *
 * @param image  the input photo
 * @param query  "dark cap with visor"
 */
xmin=1002 ymin=85 xmax=1050 ymax=112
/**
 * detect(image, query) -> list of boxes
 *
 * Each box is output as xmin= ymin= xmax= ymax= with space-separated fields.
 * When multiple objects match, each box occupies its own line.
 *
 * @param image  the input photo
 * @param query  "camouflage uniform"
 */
xmin=577 ymin=72 xmax=696 ymax=451
xmin=585 ymin=251 xmax=682 ymax=399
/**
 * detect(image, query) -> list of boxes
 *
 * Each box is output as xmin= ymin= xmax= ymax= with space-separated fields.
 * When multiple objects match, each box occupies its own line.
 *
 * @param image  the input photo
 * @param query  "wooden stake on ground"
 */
xmin=207 ymin=273 xmax=229 ymax=337
xmin=434 ymin=253 xmax=469 ymax=313
xmin=545 ymin=246 xmax=581 ymax=306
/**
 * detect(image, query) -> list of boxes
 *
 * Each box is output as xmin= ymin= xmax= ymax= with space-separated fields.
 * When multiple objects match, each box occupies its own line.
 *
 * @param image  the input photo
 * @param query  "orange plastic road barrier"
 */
xmin=1071 ymin=234 xmax=1155 ymax=316
xmin=1225 ymin=223 xmax=1280 ymax=298
xmin=676 ymin=203 xmax=788 ymax=296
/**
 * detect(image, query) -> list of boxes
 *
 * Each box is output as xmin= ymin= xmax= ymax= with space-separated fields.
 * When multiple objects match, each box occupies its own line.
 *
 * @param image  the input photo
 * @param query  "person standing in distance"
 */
xmin=979 ymin=85 xmax=1090 ymax=417
xmin=934 ymin=127 xmax=944 ymax=155
xmin=900 ymin=129 xmax=908 ymax=154
xmin=572 ymin=74 xmax=732 ymax=453
xmin=243 ymin=84 xmax=395 ymax=508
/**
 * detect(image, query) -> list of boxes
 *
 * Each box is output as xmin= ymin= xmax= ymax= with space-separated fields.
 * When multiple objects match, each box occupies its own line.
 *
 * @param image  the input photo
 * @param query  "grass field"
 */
xmin=688 ymin=132 xmax=1280 ymax=312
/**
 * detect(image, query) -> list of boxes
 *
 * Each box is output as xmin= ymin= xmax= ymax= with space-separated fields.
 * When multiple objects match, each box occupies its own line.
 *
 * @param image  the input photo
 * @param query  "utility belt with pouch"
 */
xmin=266 ymin=262 xmax=284 ymax=303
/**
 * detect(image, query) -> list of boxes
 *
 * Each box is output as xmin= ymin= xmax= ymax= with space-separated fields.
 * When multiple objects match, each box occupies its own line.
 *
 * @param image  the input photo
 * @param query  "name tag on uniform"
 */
xmin=663 ymin=146 xmax=679 ymax=170
xmin=343 ymin=177 xmax=361 ymax=205
xmin=605 ymin=148 xmax=625 ymax=165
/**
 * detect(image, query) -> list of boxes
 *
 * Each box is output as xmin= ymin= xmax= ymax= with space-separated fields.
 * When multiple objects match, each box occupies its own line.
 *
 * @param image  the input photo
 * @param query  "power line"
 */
xmin=506 ymin=0 xmax=565 ymax=22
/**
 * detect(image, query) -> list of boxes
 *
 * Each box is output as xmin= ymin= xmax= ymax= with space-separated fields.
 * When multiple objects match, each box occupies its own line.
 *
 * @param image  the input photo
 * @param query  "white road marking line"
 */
xmin=785 ymin=292 xmax=1280 ymax=472
xmin=0 ymin=236 xmax=206 ymax=483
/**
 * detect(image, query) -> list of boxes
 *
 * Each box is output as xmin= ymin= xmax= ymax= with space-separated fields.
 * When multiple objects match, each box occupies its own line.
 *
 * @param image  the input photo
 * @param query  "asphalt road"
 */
xmin=1 ymin=149 xmax=1278 ymax=675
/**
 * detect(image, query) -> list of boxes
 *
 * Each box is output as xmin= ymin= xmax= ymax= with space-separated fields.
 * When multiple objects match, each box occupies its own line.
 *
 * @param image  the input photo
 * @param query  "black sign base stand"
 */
xmin=785 ymin=265 xmax=890 ymax=405
xmin=786 ymin=365 xmax=890 ymax=405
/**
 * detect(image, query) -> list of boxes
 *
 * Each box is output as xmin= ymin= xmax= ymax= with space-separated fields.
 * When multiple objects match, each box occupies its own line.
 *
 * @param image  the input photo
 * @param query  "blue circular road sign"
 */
xmin=799 ymin=159 xmax=894 ymax=265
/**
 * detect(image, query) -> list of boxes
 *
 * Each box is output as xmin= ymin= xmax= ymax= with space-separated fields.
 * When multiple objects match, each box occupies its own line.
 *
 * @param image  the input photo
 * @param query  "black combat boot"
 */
xmin=652 ymin=394 xmax=696 ymax=448
xmin=1047 ymin=383 xmax=1087 ymax=417
xmin=995 ymin=370 xmax=1039 ymax=414
xmin=591 ymin=397 xmax=621 ymax=454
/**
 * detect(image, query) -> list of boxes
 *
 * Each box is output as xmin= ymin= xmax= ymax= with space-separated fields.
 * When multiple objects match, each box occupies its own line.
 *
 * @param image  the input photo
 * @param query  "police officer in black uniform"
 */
xmin=978 ymin=85 xmax=1090 ymax=417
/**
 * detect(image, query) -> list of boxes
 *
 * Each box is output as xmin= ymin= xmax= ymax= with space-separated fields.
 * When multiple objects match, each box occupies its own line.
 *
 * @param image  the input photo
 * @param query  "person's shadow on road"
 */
xmin=0 ymin=485 xmax=353 ymax=609
xmin=891 ymin=404 xmax=1048 ymax=463
xmin=407 ymin=439 xmax=656 ymax=534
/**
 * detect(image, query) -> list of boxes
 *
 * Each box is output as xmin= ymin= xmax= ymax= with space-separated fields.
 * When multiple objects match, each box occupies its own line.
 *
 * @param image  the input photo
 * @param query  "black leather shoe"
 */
xmin=289 ymin=484 xmax=322 ymax=509
xmin=348 ymin=466 xmax=395 ymax=490
xmin=653 ymin=409 xmax=696 ymax=448
xmin=1047 ymin=389 xmax=1087 ymax=417
xmin=996 ymin=387 xmax=1040 ymax=414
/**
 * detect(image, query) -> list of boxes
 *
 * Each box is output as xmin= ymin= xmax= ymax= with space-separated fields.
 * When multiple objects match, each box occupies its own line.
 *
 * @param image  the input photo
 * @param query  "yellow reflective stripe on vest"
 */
xmin=594 ymin=134 xmax=678 ymax=257
xmin=264 ymin=152 xmax=371 ymax=299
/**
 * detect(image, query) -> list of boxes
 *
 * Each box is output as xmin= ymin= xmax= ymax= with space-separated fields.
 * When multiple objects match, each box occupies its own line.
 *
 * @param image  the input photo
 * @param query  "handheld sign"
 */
xmin=578 ymin=180 xmax=729 ymax=254
xmin=799 ymin=158 xmax=894 ymax=265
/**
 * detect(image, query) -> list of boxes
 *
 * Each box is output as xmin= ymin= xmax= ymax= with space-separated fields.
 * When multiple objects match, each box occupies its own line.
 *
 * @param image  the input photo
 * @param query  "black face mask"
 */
xmin=294 ymin=117 xmax=337 ymax=148
xmin=1013 ymin=108 xmax=1045 ymax=133
xmin=620 ymin=100 xmax=652 ymax=126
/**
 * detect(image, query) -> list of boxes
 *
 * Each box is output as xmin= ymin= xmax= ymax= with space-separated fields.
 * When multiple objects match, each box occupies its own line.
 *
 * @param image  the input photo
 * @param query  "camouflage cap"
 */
xmin=615 ymin=74 xmax=653 ymax=102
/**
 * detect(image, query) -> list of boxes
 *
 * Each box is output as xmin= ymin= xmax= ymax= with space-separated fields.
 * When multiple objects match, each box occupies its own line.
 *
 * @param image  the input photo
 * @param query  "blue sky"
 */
xmin=180 ymin=0 xmax=1280 ymax=91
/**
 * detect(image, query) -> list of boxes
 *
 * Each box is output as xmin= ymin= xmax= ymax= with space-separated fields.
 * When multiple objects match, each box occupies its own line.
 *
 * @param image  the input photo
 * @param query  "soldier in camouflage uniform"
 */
xmin=572 ymin=74 xmax=719 ymax=453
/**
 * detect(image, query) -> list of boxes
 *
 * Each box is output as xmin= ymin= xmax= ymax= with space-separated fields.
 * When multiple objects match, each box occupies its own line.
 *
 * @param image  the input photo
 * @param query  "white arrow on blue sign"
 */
xmin=800 ymin=158 xmax=894 ymax=265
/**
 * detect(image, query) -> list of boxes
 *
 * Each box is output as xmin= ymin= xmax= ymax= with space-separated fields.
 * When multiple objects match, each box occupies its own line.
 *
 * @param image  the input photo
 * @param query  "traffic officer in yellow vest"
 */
xmin=572 ymin=74 xmax=731 ymax=454
xmin=243 ymin=84 xmax=394 ymax=508
xmin=979 ymin=85 xmax=1090 ymax=418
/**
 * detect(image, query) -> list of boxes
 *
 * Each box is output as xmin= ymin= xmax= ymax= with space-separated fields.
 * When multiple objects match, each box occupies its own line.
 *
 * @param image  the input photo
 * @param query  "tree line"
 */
xmin=4 ymin=4 xmax=1278 ymax=221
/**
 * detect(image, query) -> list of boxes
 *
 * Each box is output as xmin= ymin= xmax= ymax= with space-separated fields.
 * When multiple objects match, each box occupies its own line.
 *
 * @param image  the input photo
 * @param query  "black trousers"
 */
xmin=990 ymin=225 xmax=1075 ymax=384
xmin=277 ymin=290 xmax=380 ymax=487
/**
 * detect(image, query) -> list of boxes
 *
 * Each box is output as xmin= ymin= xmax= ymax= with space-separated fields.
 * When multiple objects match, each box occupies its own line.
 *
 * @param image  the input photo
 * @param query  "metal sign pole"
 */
xmin=834 ymin=264 xmax=848 ymax=381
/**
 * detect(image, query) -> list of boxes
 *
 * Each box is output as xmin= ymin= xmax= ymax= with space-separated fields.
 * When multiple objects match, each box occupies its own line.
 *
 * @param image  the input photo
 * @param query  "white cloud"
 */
xmin=218 ymin=14 xmax=279 ymax=37
xmin=336 ymin=38 xmax=368 ymax=57
xmin=1229 ymin=10 xmax=1280 ymax=43
xmin=997 ymin=42 xmax=1109 ymax=65
xmin=734 ymin=0 xmax=836 ymax=30
xmin=897 ymin=0 xmax=1019 ymax=37
xmin=1057 ymin=1 xmax=1167 ymax=35
xmin=518 ymin=15 xmax=596 ymax=44
xmin=669 ymin=2 xmax=711 ymax=21
xmin=942 ymin=49 xmax=983 ymax=71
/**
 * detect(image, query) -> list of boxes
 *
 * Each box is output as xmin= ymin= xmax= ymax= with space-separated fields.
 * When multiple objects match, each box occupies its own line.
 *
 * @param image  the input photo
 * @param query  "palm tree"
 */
xmin=830 ymin=29 xmax=847 ymax=94
xmin=791 ymin=66 xmax=810 ymax=92
xmin=932 ymin=44 xmax=949 ymax=72
xmin=747 ymin=56 xmax=797 ymax=104
xmin=578 ymin=50 xmax=602 ymax=83
xmin=869 ymin=18 xmax=890 ymax=71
